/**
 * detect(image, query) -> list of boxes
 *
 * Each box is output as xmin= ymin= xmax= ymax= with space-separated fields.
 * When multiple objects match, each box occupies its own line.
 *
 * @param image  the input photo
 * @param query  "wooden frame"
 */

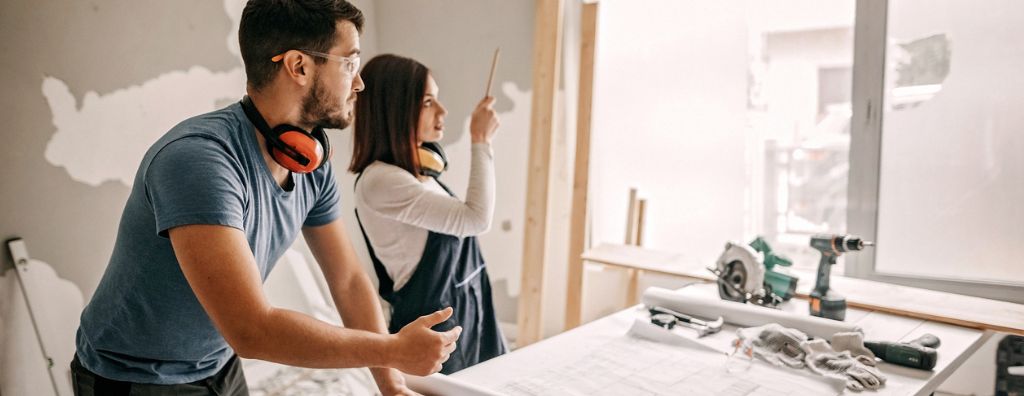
xmin=563 ymin=0 xmax=599 ymax=331
xmin=517 ymin=0 xmax=565 ymax=347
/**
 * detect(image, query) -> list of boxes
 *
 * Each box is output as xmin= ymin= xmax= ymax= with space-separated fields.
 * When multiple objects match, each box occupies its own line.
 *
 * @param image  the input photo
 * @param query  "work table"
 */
xmin=454 ymin=282 xmax=992 ymax=395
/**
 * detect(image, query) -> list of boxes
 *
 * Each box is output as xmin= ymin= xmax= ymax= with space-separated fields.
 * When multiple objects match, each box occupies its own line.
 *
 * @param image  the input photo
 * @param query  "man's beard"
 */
xmin=300 ymin=77 xmax=350 ymax=130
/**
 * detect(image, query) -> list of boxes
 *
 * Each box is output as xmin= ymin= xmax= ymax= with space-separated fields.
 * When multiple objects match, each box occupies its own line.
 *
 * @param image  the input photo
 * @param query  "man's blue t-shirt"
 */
xmin=75 ymin=102 xmax=341 ymax=384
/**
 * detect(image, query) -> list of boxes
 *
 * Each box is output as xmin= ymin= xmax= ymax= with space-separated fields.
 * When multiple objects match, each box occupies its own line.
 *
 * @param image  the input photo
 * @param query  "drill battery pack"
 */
xmin=809 ymin=291 xmax=847 ymax=321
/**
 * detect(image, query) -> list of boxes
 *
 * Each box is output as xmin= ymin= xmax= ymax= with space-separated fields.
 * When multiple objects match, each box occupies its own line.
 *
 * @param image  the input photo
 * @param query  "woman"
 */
xmin=349 ymin=54 xmax=506 ymax=374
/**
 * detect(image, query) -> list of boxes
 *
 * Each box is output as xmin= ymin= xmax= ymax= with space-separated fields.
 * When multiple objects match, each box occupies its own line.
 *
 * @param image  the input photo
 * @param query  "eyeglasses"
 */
xmin=725 ymin=338 xmax=754 ymax=373
xmin=271 ymin=49 xmax=361 ymax=75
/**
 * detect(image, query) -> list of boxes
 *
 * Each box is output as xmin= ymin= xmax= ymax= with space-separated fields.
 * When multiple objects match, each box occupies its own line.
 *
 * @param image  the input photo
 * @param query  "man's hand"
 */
xmin=388 ymin=307 xmax=463 ymax=376
xmin=377 ymin=382 xmax=423 ymax=396
xmin=373 ymin=370 xmax=423 ymax=396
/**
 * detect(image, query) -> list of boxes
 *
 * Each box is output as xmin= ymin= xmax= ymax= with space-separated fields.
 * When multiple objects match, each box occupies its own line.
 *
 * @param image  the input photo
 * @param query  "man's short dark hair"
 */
xmin=239 ymin=0 xmax=364 ymax=91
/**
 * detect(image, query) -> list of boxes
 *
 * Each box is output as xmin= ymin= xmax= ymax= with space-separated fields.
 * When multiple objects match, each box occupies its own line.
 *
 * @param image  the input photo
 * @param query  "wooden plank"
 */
xmin=635 ymin=198 xmax=647 ymax=247
xmin=582 ymin=243 xmax=712 ymax=281
xmin=517 ymin=0 xmax=564 ymax=348
xmin=564 ymin=1 xmax=599 ymax=330
xmin=625 ymin=269 xmax=640 ymax=306
xmin=624 ymin=188 xmax=638 ymax=244
xmin=793 ymin=272 xmax=1024 ymax=336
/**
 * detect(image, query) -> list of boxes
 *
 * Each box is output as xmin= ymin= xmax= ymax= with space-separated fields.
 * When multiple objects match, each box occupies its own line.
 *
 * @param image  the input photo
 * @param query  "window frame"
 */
xmin=845 ymin=0 xmax=1024 ymax=304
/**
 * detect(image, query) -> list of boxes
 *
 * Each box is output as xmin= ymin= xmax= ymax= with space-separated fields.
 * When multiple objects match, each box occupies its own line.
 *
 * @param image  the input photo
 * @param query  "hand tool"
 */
xmin=484 ymin=47 xmax=500 ymax=97
xmin=648 ymin=306 xmax=723 ymax=337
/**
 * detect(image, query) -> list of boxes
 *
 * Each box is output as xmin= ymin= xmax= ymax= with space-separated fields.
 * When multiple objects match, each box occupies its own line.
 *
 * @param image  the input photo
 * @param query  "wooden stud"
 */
xmin=564 ymin=1 xmax=600 ymax=330
xmin=625 ymin=188 xmax=638 ymax=245
xmin=517 ymin=0 xmax=564 ymax=348
xmin=635 ymin=198 xmax=647 ymax=247
xmin=625 ymin=269 xmax=642 ymax=306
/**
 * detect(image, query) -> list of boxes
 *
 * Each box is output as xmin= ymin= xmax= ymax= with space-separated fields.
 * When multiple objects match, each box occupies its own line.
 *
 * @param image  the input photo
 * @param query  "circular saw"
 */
xmin=709 ymin=241 xmax=781 ymax=307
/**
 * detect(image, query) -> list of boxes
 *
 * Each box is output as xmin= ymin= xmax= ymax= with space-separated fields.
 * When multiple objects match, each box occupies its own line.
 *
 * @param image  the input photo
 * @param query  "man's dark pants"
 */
xmin=70 ymin=354 xmax=249 ymax=396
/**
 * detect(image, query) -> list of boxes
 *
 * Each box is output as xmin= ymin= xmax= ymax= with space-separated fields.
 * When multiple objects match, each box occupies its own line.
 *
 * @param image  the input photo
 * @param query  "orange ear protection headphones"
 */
xmin=240 ymin=95 xmax=331 ymax=173
xmin=417 ymin=141 xmax=447 ymax=178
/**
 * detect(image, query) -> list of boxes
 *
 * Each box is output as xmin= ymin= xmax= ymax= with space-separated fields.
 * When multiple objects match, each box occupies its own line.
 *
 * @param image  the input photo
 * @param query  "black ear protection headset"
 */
xmin=417 ymin=141 xmax=448 ymax=178
xmin=240 ymin=95 xmax=332 ymax=174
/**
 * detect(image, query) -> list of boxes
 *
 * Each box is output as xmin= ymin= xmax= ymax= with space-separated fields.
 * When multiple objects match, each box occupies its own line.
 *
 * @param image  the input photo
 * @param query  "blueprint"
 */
xmin=495 ymin=320 xmax=844 ymax=396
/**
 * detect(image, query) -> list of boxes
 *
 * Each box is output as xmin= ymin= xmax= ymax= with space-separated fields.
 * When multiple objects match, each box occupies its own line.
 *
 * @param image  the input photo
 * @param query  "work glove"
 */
xmin=735 ymin=323 xmax=809 ymax=369
xmin=831 ymin=331 xmax=877 ymax=366
xmin=803 ymin=339 xmax=887 ymax=391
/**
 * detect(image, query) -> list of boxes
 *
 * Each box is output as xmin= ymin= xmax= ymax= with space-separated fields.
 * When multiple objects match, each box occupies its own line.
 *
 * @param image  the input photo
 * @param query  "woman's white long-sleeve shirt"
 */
xmin=354 ymin=143 xmax=495 ymax=291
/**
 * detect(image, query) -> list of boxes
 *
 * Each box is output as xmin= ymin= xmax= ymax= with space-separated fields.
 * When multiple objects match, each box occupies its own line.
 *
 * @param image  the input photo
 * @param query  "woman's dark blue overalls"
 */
xmin=355 ymin=174 xmax=508 ymax=374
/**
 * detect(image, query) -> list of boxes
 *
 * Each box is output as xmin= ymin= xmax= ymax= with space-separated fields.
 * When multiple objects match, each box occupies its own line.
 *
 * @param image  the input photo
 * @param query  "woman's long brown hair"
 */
xmin=349 ymin=54 xmax=429 ymax=176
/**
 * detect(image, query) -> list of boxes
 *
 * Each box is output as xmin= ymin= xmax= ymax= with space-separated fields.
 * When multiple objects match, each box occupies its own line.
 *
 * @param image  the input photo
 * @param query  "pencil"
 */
xmin=485 ymin=47 xmax=500 ymax=98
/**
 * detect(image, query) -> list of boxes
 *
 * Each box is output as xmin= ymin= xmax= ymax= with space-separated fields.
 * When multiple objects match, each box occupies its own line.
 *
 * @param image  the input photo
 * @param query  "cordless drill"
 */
xmin=865 ymin=333 xmax=941 ymax=370
xmin=809 ymin=234 xmax=873 ymax=321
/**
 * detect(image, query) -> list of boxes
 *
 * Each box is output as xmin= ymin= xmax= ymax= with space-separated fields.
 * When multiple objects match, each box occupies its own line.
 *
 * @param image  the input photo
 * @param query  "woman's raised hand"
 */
xmin=469 ymin=96 xmax=499 ymax=144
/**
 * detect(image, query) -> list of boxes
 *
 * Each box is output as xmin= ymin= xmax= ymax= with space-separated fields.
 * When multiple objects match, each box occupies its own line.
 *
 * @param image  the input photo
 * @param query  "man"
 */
xmin=71 ymin=1 xmax=459 ymax=395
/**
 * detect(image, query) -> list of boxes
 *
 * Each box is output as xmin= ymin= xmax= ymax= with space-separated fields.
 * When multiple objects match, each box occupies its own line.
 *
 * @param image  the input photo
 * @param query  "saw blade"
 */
xmin=718 ymin=260 xmax=748 ymax=302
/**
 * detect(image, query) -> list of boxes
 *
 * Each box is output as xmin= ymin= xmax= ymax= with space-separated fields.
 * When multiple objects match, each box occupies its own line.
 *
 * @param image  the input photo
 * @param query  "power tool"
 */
xmin=996 ymin=335 xmax=1024 ymax=394
xmin=710 ymin=237 xmax=797 ymax=307
xmin=808 ymin=234 xmax=873 ymax=321
xmin=710 ymin=241 xmax=780 ymax=307
xmin=749 ymin=236 xmax=799 ymax=301
xmin=864 ymin=333 xmax=940 ymax=370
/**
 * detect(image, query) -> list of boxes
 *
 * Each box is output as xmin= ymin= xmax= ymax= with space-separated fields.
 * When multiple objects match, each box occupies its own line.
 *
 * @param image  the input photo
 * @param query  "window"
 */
xmin=589 ymin=0 xmax=855 ymax=272
xmin=590 ymin=0 xmax=1023 ymax=303
xmin=847 ymin=0 xmax=1024 ymax=302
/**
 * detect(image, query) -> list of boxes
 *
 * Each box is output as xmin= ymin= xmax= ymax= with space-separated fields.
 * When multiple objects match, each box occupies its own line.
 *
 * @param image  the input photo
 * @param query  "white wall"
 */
xmin=364 ymin=0 xmax=536 ymax=328
xmin=588 ymin=0 xmax=750 ymax=266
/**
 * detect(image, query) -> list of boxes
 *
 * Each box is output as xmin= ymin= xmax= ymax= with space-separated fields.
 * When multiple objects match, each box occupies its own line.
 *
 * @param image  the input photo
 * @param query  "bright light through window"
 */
xmin=590 ymin=0 xmax=855 ymax=271
xmin=875 ymin=0 xmax=1024 ymax=285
